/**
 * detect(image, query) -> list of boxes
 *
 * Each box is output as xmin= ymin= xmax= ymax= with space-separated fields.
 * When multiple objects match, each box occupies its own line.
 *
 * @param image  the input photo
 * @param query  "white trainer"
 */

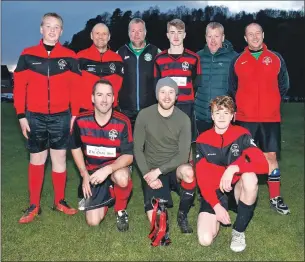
xmin=230 ymin=229 xmax=246 ymax=252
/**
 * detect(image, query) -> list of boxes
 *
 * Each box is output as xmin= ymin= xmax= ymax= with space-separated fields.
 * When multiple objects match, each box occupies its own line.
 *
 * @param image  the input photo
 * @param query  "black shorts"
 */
xmin=176 ymin=102 xmax=197 ymax=142
xmin=142 ymin=170 xmax=181 ymax=212
xmin=235 ymin=121 xmax=281 ymax=153
xmin=79 ymin=178 xmax=115 ymax=211
xmin=26 ymin=110 xmax=71 ymax=153
xmin=199 ymin=186 xmax=238 ymax=214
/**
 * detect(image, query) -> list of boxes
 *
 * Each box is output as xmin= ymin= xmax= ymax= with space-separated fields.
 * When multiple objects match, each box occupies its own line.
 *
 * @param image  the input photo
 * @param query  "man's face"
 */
xmin=91 ymin=24 xmax=110 ymax=50
xmin=92 ymin=83 xmax=114 ymax=114
xmin=244 ymin=24 xmax=264 ymax=51
xmin=40 ymin=16 xmax=63 ymax=45
xmin=206 ymin=27 xmax=224 ymax=54
xmin=211 ymin=105 xmax=234 ymax=131
xmin=158 ymin=86 xmax=176 ymax=110
xmin=129 ymin=22 xmax=146 ymax=47
xmin=167 ymin=26 xmax=186 ymax=47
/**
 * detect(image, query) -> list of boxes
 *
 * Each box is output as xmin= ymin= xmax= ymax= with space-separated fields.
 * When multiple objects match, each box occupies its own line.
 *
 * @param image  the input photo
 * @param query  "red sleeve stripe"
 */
xmin=113 ymin=111 xmax=133 ymax=142
xmin=77 ymin=120 xmax=125 ymax=132
xmin=156 ymin=56 xmax=197 ymax=65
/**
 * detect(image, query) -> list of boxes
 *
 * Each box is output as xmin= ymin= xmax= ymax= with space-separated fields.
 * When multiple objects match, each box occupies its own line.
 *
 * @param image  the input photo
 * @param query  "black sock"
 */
xmin=233 ymin=200 xmax=256 ymax=233
xmin=179 ymin=187 xmax=195 ymax=214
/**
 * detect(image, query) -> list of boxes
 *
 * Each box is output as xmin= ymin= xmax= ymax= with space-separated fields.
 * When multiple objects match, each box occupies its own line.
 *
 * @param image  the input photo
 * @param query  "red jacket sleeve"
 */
xmin=69 ymin=53 xmax=81 ymax=116
xmin=13 ymin=50 xmax=29 ymax=117
xmin=234 ymin=134 xmax=269 ymax=175
xmin=196 ymin=143 xmax=223 ymax=208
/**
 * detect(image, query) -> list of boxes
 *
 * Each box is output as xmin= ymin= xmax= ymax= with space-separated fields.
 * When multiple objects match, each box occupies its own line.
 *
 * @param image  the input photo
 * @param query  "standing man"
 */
xmin=70 ymin=79 xmax=133 ymax=231
xmin=134 ymin=77 xmax=196 ymax=235
xmin=77 ymin=23 xmax=124 ymax=112
xmin=117 ymin=18 xmax=160 ymax=130
xmin=196 ymin=95 xmax=269 ymax=252
xmin=14 ymin=13 xmax=79 ymax=224
xmin=195 ymin=22 xmax=237 ymax=134
xmin=77 ymin=23 xmax=124 ymax=198
xmin=154 ymin=19 xmax=201 ymax=142
xmin=228 ymin=22 xmax=290 ymax=215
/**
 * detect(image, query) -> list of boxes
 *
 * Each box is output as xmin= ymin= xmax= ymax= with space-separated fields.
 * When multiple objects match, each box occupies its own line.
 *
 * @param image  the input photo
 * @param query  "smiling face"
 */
xmin=158 ymin=85 xmax=177 ymax=110
xmin=206 ymin=27 xmax=224 ymax=54
xmin=244 ymin=23 xmax=264 ymax=51
xmin=40 ymin=16 xmax=63 ymax=45
xmin=211 ymin=105 xmax=234 ymax=133
xmin=92 ymin=83 xmax=114 ymax=114
xmin=91 ymin=23 xmax=110 ymax=50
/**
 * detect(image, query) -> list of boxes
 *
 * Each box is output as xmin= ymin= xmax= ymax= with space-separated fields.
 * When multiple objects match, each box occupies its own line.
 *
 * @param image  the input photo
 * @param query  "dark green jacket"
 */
xmin=194 ymin=40 xmax=237 ymax=122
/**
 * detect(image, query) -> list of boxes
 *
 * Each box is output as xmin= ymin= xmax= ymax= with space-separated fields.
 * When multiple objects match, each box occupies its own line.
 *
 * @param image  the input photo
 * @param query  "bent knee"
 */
xmin=198 ymin=233 xmax=214 ymax=246
xmin=181 ymin=166 xmax=195 ymax=183
xmin=86 ymin=218 xmax=102 ymax=227
xmin=241 ymin=172 xmax=258 ymax=190
xmin=113 ymin=168 xmax=130 ymax=187
xmin=264 ymin=152 xmax=277 ymax=162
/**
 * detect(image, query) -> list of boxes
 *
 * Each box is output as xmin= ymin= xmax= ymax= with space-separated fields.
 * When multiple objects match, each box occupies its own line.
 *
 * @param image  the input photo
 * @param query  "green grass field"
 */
xmin=1 ymin=102 xmax=304 ymax=261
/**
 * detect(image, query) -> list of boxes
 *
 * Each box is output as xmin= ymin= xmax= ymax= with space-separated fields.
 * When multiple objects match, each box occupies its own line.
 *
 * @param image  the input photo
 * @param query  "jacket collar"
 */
xmin=39 ymin=39 xmax=61 ymax=49
xmin=89 ymin=44 xmax=110 ymax=55
xmin=244 ymin=43 xmax=267 ymax=53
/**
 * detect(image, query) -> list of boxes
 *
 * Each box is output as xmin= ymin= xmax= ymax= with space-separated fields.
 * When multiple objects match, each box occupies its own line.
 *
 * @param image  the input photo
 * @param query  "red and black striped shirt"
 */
xmin=154 ymin=49 xmax=201 ymax=103
xmin=70 ymin=110 xmax=133 ymax=174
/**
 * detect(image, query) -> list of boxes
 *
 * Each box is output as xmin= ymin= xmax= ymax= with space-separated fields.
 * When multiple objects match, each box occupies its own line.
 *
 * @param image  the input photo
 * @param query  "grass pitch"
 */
xmin=1 ymin=102 xmax=304 ymax=261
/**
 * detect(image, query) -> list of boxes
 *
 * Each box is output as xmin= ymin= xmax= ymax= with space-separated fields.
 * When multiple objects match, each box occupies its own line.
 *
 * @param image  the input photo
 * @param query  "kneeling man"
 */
xmin=196 ymin=95 xmax=268 ymax=252
xmin=134 ymin=77 xmax=196 ymax=239
xmin=70 ymin=79 xmax=133 ymax=231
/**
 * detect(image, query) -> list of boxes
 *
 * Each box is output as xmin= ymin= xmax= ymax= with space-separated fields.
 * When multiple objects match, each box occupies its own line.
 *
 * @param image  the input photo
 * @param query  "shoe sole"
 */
xmin=230 ymin=245 xmax=246 ymax=252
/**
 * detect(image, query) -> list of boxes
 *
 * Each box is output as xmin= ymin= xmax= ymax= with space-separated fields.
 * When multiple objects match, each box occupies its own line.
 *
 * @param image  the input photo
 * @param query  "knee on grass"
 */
xmin=198 ymin=233 xmax=214 ymax=246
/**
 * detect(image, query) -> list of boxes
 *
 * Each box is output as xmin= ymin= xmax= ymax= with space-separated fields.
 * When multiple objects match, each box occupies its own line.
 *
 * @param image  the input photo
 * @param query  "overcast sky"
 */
xmin=1 ymin=1 xmax=304 ymax=70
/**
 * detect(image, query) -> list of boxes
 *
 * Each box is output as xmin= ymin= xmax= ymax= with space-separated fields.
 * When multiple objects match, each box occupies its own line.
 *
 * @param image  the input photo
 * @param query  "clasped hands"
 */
xmin=143 ymin=168 xmax=163 ymax=189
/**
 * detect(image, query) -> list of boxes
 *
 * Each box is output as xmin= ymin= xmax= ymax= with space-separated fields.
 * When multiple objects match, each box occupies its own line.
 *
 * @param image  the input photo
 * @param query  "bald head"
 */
xmin=244 ymin=23 xmax=263 ymax=36
xmin=92 ymin=23 xmax=109 ymax=34
xmin=244 ymin=22 xmax=264 ymax=51
xmin=91 ymin=23 xmax=110 ymax=51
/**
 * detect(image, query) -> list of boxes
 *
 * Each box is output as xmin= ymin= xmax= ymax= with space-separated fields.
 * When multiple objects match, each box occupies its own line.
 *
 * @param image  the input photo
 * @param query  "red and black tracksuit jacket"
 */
xmin=228 ymin=44 xmax=290 ymax=122
xmin=77 ymin=45 xmax=124 ymax=111
xmin=70 ymin=110 xmax=133 ymax=174
xmin=154 ymin=49 xmax=201 ymax=103
xmin=196 ymin=125 xmax=269 ymax=208
xmin=14 ymin=40 xmax=81 ymax=117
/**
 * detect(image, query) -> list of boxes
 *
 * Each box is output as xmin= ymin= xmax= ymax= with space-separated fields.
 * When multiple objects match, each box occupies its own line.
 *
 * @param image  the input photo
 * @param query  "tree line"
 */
xmin=65 ymin=5 xmax=305 ymax=97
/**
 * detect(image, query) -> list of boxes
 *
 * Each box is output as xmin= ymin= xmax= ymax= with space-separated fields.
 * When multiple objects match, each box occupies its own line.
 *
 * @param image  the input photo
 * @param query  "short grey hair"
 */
xmin=128 ymin=18 xmax=146 ymax=33
xmin=244 ymin=23 xmax=263 ymax=35
xmin=205 ymin=22 xmax=224 ymax=35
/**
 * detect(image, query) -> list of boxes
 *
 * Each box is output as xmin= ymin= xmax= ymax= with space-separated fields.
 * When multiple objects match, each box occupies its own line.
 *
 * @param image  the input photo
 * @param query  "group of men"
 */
xmin=13 ymin=12 xmax=290 ymax=252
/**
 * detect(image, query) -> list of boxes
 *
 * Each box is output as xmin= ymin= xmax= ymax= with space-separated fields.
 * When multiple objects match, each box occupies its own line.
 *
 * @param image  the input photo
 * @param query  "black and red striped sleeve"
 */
xmin=120 ymin=117 xmax=133 ymax=155
xmin=153 ymin=55 xmax=161 ymax=87
xmin=14 ymin=49 xmax=30 ymax=118
xmin=70 ymin=119 xmax=82 ymax=149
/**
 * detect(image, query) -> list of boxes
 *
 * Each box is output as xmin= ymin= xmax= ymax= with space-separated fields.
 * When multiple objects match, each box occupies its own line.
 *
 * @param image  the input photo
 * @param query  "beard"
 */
xmin=159 ymin=100 xmax=175 ymax=110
